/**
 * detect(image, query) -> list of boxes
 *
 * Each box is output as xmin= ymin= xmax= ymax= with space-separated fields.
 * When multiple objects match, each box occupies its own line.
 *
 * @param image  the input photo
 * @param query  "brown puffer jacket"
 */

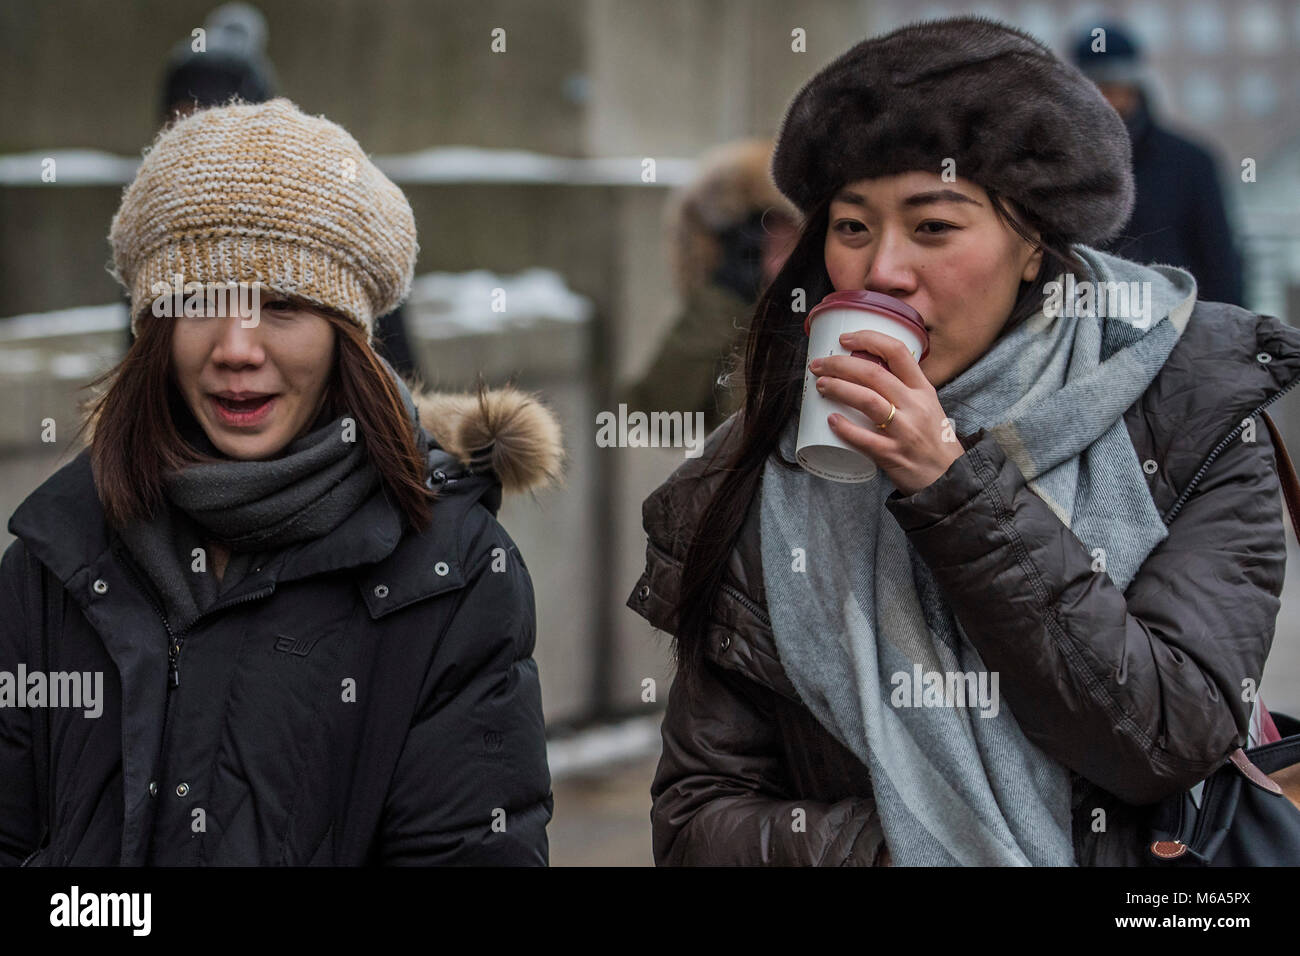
xmin=626 ymin=300 xmax=1300 ymax=866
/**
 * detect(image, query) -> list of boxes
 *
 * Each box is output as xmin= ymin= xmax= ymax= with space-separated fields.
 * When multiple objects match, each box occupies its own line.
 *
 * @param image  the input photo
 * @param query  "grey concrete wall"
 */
xmin=0 ymin=0 xmax=587 ymax=156
xmin=584 ymin=0 xmax=878 ymax=157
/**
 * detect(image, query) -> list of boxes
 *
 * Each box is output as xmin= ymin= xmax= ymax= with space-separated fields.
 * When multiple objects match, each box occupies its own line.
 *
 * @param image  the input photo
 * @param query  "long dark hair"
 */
xmin=671 ymin=184 xmax=1086 ymax=695
xmin=78 ymin=303 xmax=437 ymax=534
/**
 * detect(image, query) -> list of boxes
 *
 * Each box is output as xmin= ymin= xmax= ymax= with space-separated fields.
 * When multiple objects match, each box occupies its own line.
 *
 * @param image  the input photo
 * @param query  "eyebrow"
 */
xmin=833 ymin=188 xmax=982 ymax=209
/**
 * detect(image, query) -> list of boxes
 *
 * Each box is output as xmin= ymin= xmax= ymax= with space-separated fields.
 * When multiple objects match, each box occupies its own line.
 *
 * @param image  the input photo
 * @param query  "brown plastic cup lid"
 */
xmin=805 ymin=291 xmax=930 ymax=363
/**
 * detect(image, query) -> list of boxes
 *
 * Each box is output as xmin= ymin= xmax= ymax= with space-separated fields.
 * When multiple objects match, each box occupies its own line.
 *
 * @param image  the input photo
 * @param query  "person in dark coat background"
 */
xmin=1073 ymin=22 xmax=1246 ymax=307
xmin=1 ymin=98 xmax=564 ymax=866
xmin=160 ymin=2 xmax=279 ymax=124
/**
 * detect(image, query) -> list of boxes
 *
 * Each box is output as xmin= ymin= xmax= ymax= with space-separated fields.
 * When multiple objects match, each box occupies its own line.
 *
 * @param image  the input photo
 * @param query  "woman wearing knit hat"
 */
xmin=1 ymin=98 xmax=563 ymax=865
xmin=629 ymin=16 xmax=1300 ymax=866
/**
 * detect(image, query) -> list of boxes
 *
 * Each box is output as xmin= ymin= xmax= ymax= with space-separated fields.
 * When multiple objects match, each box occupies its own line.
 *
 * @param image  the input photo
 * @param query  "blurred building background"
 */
xmin=2 ymin=0 xmax=1299 ymax=866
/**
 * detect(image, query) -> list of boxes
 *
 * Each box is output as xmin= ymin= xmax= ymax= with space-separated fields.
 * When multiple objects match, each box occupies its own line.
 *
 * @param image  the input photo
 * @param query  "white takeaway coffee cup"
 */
xmin=797 ymin=291 xmax=930 ymax=482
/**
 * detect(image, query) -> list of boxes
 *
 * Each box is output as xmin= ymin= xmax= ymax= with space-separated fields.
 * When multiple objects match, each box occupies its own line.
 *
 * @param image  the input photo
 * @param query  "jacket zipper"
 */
xmin=113 ymin=545 xmax=274 ymax=686
xmin=114 ymin=547 xmax=184 ymax=685
xmin=1163 ymin=373 xmax=1300 ymax=524
xmin=113 ymin=546 xmax=274 ymax=863
xmin=721 ymin=580 xmax=772 ymax=627
xmin=168 ymin=585 xmax=276 ymax=685
xmin=645 ymin=538 xmax=773 ymax=627
xmin=112 ymin=547 xmax=184 ymax=865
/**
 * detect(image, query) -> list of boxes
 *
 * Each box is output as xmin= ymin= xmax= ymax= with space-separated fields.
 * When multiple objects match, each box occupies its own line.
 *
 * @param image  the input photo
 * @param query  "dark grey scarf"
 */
xmin=118 ymin=366 xmax=421 ymax=634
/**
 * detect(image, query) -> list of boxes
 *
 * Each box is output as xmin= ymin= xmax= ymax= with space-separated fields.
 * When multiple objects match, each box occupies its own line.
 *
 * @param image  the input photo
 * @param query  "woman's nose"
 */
xmin=211 ymin=311 xmax=265 ymax=366
xmin=862 ymin=230 xmax=917 ymax=298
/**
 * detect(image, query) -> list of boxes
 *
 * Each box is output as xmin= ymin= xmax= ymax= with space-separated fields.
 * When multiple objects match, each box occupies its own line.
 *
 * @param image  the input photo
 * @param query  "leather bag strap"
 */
xmin=1263 ymin=410 xmax=1300 ymax=540
xmin=1227 ymin=410 xmax=1298 ymax=791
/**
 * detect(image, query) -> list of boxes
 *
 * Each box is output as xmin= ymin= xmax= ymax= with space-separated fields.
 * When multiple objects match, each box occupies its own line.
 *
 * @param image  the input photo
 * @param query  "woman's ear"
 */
xmin=1021 ymin=240 xmax=1045 ymax=284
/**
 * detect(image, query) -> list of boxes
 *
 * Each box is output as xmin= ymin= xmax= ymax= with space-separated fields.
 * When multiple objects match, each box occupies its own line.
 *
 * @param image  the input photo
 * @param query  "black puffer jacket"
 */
xmin=1 ymin=387 xmax=562 ymax=866
xmin=628 ymin=301 xmax=1300 ymax=866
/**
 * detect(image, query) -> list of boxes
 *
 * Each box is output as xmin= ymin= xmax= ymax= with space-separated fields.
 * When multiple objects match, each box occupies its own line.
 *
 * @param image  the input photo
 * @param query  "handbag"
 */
xmin=1145 ymin=409 xmax=1300 ymax=865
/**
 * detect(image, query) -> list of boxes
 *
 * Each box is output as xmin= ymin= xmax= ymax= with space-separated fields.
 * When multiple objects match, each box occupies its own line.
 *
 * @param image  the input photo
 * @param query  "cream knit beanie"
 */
xmin=109 ymin=97 xmax=417 ymax=341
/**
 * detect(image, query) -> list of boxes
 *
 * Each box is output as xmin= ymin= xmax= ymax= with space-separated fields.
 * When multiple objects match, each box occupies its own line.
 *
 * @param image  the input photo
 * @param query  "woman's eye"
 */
xmin=918 ymin=221 xmax=955 ymax=235
xmin=834 ymin=220 xmax=867 ymax=235
xmin=263 ymin=299 xmax=294 ymax=312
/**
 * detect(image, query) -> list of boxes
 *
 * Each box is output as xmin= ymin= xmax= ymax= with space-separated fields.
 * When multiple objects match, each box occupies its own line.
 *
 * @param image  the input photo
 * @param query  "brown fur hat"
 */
xmin=771 ymin=16 xmax=1134 ymax=244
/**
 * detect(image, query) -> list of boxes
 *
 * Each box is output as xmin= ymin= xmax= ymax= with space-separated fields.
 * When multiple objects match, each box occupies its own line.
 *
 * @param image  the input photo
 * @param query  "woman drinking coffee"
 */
xmin=628 ymin=16 xmax=1300 ymax=866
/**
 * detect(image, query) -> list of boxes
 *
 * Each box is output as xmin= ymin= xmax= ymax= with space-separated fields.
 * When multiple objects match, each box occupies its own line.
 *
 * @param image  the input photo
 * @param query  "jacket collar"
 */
xmin=7 ymin=446 xmax=445 ymax=618
xmin=1150 ymin=306 xmax=1300 ymax=463
xmin=1250 ymin=311 xmax=1300 ymax=401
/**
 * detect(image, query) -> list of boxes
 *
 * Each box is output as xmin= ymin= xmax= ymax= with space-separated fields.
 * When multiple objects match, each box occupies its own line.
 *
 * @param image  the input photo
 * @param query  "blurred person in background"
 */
xmin=1073 ymin=21 xmax=1245 ymax=307
xmin=132 ymin=2 xmax=419 ymax=377
xmin=620 ymin=139 xmax=798 ymax=432
xmin=161 ymin=2 xmax=278 ymax=124
xmin=1 ymin=99 xmax=562 ymax=866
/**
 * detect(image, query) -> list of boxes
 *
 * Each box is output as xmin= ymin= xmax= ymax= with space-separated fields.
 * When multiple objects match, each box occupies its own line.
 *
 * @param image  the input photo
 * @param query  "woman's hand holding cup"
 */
xmin=809 ymin=329 xmax=964 ymax=497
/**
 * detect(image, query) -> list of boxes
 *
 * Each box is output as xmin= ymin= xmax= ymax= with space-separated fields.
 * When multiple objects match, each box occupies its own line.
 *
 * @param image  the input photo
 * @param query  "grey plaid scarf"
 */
xmin=759 ymin=245 xmax=1197 ymax=865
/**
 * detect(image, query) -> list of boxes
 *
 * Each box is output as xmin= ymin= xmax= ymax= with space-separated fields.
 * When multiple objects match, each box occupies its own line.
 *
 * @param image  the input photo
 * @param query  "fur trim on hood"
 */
xmin=412 ymin=384 xmax=565 ymax=495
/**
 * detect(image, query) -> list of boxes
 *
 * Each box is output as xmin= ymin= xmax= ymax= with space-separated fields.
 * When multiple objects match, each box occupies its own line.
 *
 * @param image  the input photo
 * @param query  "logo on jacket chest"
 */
xmin=273 ymin=634 xmax=323 ymax=657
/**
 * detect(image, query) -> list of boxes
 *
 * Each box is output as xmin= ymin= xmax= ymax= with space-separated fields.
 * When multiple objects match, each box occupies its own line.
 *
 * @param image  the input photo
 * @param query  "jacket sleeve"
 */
xmin=651 ymin=644 xmax=885 ymax=866
xmin=0 ymin=539 xmax=39 ymax=866
xmin=377 ymin=530 xmax=553 ymax=865
xmin=884 ymin=421 xmax=1286 ymax=805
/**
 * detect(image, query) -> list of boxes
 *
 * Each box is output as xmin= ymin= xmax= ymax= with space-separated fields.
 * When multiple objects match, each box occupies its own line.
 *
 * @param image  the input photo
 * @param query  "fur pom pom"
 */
xmin=414 ymin=383 xmax=565 ymax=494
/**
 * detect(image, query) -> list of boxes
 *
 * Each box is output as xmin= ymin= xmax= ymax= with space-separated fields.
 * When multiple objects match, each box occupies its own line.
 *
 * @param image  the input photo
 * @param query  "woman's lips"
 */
xmin=210 ymin=394 xmax=276 ymax=427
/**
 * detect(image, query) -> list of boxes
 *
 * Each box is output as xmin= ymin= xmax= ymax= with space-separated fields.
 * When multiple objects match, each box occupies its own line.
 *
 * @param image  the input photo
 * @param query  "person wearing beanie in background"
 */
xmin=1072 ymin=21 xmax=1245 ymax=307
xmin=160 ymin=2 xmax=279 ymax=124
xmin=620 ymin=139 xmax=798 ymax=433
xmin=137 ymin=2 xmax=420 ymax=378
xmin=0 ymin=98 xmax=563 ymax=866
xmin=628 ymin=16 xmax=1299 ymax=865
